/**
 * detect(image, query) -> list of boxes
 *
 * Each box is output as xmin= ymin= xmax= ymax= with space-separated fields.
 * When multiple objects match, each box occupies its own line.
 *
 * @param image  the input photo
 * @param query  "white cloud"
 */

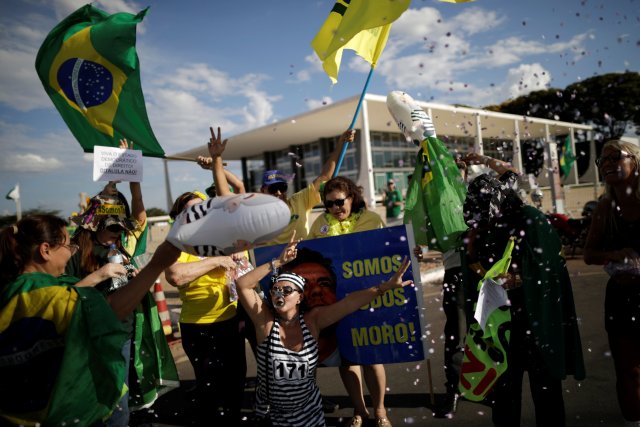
xmin=0 ymin=119 xmax=82 ymax=171
xmin=52 ymin=0 xmax=141 ymax=19
xmin=0 ymin=153 xmax=63 ymax=172
xmin=145 ymin=64 xmax=281 ymax=154
xmin=504 ymin=63 xmax=553 ymax=99
xmin=374 ymin=6 xmax=589 ymax=106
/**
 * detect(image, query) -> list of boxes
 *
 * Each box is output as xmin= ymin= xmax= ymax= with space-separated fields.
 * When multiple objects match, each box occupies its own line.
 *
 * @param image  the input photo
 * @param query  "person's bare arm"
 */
xmin=165 ymin=255 xmax=237 ymax=287
xmin=311 ymin=257 xmax=412 ymax=331
xmin=75 ymin=263 xmax=128 ymax=287
xmin=223 ymin=169 xmax=245 ymax=194
xmin=312 ymin=129 xmax=355 ymax=191
xmin=117 ymin=139 xmax=146 ymax=225
xmin=196 ymin=157 xmax=246 ymax=194
xmin=207 ymin=127 xmax=233 ymax=196
xmin=236 ymin=233 xmax=299 ymax=342
xmin=464 ymin=152 xmax=518 ymax=178
xmin=107 ymin=241 xmax=180 ymax=320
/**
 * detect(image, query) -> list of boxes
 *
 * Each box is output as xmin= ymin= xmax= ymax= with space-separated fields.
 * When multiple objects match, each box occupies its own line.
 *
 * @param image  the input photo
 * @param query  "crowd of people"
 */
xmin=0 ymin=129 xmax=638 ymax=427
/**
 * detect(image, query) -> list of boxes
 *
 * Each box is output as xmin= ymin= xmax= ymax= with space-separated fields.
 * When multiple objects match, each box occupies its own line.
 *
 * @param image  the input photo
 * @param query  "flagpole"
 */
xmin=15 ymin=197 xmax=21 ymax=221
xmin=333 ymin=66 xmax=375 ymax=177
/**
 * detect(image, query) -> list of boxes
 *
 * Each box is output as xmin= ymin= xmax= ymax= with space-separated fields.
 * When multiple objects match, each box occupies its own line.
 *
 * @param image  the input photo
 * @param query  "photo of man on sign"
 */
xmin=253 ymin=225 xmax=425 ymax=367
xmin=282 ymin=247 xmax=341 ymax=366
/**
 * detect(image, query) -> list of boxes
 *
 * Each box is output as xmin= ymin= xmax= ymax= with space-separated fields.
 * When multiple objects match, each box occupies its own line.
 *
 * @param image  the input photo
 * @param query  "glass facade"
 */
xmin=243 ymin=130 xmax=529 ymax=198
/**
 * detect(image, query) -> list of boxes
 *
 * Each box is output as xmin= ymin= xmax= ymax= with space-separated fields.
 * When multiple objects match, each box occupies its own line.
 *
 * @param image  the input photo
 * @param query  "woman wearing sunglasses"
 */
xmin=308 ymin=176 xmax=392 ymax=427
xmin=0 ymin=214 xmax=180 ymax=426
xmin=64 ymin=146 xmax=148 ymax=427
xmin=236 ymin=235 xmax=412 ymax=426
xmin=584 ymin=139 xmax=640 ymax=426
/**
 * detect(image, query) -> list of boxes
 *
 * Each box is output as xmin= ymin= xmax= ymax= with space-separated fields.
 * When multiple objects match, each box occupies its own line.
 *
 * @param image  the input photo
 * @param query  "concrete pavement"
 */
xmin=134 ymin=253 xmax=622 ymax=426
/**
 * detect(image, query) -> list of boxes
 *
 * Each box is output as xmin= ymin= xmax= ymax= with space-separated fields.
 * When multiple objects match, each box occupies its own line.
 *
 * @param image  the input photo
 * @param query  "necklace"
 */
xmin=278 ymin=315 xmax=299 ymax=326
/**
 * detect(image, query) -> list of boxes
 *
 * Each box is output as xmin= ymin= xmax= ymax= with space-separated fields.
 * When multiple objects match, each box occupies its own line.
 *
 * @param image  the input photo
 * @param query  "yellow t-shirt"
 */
xmin=266 ymin=183 xmax=321 ymax=245
xmin=176 ymin=252 xmax=237 ymax=324
xmin=308 ymin=209 xmax=385 ymax=238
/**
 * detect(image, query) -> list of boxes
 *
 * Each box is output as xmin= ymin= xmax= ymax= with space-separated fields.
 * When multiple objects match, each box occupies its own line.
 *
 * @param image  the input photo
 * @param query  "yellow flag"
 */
xmin=311 ymin=0 xmax=410 ymax=83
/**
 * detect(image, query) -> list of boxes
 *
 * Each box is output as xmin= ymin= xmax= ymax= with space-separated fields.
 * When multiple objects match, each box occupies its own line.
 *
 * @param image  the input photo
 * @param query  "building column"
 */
xmin=545 ymin=124 xmax=565 ymax=214
xmin=474 ymin=113 xmax=484 ymax=155
xmin=358 ymin=99 xmax=376 ymax=208
xmin=163 ymin=159 xmax=173 ymax=212
xmin=512 ymin=119 xmax=523 ymax=172
xmin=570 ymin=129 xmax=579 ymax=184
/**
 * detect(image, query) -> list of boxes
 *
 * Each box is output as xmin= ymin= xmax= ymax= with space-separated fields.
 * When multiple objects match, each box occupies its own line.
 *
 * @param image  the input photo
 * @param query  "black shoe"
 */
xmin=322 ymin=396 xmax=339 ymax=413
xmin=433 ymin=393 xmax=459 ymax=419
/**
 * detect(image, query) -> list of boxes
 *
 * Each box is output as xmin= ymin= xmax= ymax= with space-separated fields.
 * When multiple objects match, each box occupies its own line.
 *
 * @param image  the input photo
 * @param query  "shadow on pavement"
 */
xmin=129 ymin=379 xmax=492 ymax=427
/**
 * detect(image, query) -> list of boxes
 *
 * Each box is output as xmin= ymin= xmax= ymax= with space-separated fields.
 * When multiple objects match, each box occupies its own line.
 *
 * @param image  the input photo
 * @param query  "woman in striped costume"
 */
xmin=236 ymin=235 xmax=412 ymax=427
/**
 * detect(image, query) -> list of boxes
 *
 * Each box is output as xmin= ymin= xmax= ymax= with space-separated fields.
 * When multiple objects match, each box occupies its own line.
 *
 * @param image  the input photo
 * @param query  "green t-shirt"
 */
xmin=385 ymin=189 xmax=403 ymax=219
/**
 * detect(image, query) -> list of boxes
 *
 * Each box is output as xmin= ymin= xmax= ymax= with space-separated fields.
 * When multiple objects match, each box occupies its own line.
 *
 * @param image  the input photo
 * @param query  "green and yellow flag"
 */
xmin=0 ymin=273 xmax=127 ymax=426
xmin=35 ymin=5 xmax=164 ymax=157
xmin=311 ymin=0 xmax=410 ymax=83
xmin=404 ymin=136 xmax=468 ymax=252
xmin=559 ymin=135 xmax=576 ymax=178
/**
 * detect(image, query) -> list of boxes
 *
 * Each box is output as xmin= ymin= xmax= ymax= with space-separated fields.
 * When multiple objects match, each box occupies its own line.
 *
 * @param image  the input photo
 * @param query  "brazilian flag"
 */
xmin=0 ymin=272 xmax=128 ymax=426
xmin=559 ymin=135 xmax=576 ymax=178
xmin=404 ymin=136 xmax=467 ymax=252
xmin=35 ymin=5 xmax=165 ymax=158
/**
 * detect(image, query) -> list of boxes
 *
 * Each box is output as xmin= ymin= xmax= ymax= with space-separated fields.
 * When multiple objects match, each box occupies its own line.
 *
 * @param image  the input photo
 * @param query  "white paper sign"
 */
xmin=93 ymin=146 xmax=143 ymax=182
xmin=474 ymin=278 xmax=510 ymax=332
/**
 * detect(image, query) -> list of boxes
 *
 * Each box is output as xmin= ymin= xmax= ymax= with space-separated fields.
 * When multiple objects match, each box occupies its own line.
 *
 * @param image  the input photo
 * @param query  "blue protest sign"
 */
xmin=253 ymin=225 xmax=425 ymax=366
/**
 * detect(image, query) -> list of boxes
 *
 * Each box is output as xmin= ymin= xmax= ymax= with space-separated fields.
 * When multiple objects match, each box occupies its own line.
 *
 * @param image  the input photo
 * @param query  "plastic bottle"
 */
xmin=107 ymin=243 xmax=123 ymax=264
xmin=107 ymin=243 xmax=127 ymax=292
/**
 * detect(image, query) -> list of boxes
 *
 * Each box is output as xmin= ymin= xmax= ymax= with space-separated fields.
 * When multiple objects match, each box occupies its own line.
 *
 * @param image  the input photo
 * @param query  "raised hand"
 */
xmin=119 ymin=138 xmax=133 ymax=150
xmin=339 ymin=129 xmax=356 ymax=144
xmin=197 ymin=155 xmax=213 ymax=170
xmin=381 ymin=256 xmax=413 ymax=291
xmin=278 ymin=231 xmax=300 ymax=266
xmin=207 ymin=126 xmax=227 ymax=158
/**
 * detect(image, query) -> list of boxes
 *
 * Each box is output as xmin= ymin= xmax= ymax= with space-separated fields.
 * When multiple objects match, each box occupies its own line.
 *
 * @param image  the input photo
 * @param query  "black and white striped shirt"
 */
xmin=255 ymin=314 xmax=324 ymax=427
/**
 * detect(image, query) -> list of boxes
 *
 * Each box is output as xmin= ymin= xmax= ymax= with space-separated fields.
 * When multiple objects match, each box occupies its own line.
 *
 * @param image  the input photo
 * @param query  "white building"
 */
xmin=172 ymin=93 xmax=599 ymax=217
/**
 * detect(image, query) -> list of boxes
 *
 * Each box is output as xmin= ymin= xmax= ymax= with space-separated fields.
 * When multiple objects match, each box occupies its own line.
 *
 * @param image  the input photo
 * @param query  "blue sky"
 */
xmin=0 ymin=0 xmax=637 ymax=216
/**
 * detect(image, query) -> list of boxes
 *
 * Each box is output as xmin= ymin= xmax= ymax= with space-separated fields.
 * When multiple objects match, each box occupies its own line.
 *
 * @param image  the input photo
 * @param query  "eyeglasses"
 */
xmin=324 ymin=198 xmax=346 ymax=209
xmin=106 ymin=224 xmax=125 ymax=233
xmin=61 ymin=243 xmax=79 ymax=255
xmin=267 ymin=183 xmax=288 ymax=195
xmin=270 ymin=286 xmax=300 ymax=297
xmin=595 ymin=151 xmax=632 ymax=167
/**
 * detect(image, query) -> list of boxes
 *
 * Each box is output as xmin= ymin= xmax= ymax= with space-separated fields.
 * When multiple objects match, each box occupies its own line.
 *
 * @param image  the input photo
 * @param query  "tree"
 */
xmin=486 ymin=72 xmax=640 ymax=141
xmin=145 ymin=207 xmax=168 ymax=217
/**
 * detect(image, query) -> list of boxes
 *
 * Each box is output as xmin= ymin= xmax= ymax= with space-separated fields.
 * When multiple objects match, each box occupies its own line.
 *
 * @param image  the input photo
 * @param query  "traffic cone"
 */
xmin=153 ymin=279 xmax=173 ymax=336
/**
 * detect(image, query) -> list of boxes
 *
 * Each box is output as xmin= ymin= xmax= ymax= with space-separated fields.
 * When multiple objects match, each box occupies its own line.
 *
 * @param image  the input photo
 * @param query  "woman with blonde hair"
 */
xmin=584 ymin=139 xmax=640 ymax=426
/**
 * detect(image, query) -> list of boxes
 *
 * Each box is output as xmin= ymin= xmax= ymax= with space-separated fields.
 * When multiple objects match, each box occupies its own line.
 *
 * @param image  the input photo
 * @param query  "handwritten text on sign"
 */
xmin=93 ymin=146 xmax=143 ymax=182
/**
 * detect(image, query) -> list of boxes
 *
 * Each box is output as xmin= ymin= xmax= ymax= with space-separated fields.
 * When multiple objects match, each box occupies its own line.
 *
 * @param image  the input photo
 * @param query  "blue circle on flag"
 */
xmin=57 ymin=58 xmax=113 ymax=109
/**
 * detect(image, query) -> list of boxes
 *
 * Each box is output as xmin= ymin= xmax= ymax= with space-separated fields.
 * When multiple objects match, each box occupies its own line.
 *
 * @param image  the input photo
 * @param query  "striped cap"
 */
xmin=274 ymin=272 xmax=306 ymax=291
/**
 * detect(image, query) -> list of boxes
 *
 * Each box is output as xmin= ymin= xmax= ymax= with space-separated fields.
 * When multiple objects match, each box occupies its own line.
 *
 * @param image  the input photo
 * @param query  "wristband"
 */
xmin=373 ymin=285 xmax=385 ymax=296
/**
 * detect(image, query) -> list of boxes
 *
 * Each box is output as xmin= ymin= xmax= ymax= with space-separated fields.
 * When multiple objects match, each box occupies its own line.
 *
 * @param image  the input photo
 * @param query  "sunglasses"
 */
xmin=270 ymin=285 xmax=300 ymax=297
xmin=324 ymin=198 xmax=347 ymax=209
xmin=106 ymin=224 xmax=125 ymax=233
xmin=267 ymin=183 xmax=288 ymax=195
xmin=61 ymin=243 xmax=79 ymax=255
xmin=595 ymin=151 xmax=631 ymax=167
